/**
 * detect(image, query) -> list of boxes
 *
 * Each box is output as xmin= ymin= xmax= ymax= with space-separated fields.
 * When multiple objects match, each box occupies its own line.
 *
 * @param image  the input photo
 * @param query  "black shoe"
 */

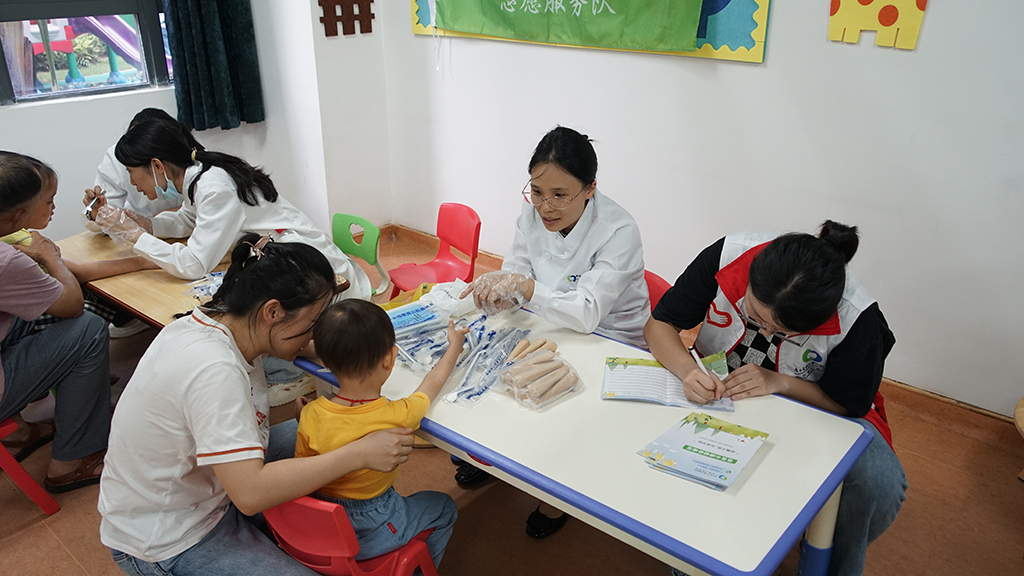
xmin=525 ymin=506 xmax=569 ymax=539
xmin=454 ymin=462 xmax=490 ymax=488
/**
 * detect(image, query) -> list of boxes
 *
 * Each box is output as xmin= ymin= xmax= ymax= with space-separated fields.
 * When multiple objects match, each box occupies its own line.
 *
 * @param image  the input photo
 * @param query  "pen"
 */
xmin=689 ymin=347 xmax=710 ymax=376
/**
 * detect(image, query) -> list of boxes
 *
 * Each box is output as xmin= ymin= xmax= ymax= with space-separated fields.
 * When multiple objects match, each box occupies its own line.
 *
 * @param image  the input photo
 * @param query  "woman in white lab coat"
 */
xmin=462 ymin=126 xmax=650 ymax=348
xmin=92 ymin=119 xmax=371 ymax=301
xmin=459 ymin=126 xmax=650 ymax=537
xmin=82 ymin=108 xmax=193 ymax=225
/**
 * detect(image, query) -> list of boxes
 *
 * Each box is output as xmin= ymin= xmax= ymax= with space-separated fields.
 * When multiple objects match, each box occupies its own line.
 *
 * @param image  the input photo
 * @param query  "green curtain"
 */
xmin=435 ymin=0 xmax=703 ymax=53
xmin=163 ymin=0 xmax=265 ymax=131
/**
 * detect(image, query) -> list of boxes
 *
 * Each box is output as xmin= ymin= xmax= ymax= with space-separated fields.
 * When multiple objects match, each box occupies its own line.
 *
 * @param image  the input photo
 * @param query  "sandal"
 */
xmin=1 ymin=418 xmax=55 ymax=462
xmin=454 ymin=462 xmax=491 ymax=488
xmin=525 ymin=506 xmax=569 ymax=539
xmin=45 ymin=449 xmax=106 ymax=494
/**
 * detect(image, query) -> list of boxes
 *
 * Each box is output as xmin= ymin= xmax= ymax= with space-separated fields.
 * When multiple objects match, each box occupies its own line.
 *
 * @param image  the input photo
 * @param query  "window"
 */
xmin=0 ymin=1 xmax=170 ymax=105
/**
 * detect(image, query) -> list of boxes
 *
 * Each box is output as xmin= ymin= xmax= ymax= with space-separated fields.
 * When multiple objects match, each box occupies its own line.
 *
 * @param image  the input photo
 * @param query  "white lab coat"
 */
xmin=93 ymin=145 xmax=183 ymax=217
xmin=503 ymin=190 xmax=650 ymax=348
xmin=132 ymin=163 xmax=372 ymax=300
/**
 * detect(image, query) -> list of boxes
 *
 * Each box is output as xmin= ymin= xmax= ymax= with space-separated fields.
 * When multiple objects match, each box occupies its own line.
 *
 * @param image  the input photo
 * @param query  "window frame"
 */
xmin=0 ymin=0 xmax=170 ymax=105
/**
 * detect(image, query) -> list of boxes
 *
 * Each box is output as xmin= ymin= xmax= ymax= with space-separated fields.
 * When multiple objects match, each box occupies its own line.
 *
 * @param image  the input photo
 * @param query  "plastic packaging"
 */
xmin=445 ymin=326 xmax=531 ymax=405
xmin=499 ymin=350 xmax=581 ymax=409
xmin=388 ymin=302 xmax=458 ymax=375
xmin=462 ymin=270 xmax=531 ymax=316
xmin=95 ymin=205 xmax=145 ymax=246
xmin=418 ymin=279 xmax=478 ymax=318
xmin=186 ymin=271 xmax=225 ymax=301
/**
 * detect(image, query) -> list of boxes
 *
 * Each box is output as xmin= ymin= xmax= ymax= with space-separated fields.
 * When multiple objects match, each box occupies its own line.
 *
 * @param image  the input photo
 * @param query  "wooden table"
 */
xmin=297 ymin=308 xmax=873 ymax=576
xmin=55 ymin=232 xmax=219 ymax=328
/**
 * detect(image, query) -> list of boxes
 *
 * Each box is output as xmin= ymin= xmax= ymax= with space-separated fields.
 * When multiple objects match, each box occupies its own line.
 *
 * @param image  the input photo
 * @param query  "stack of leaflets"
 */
xmin=601 ymin=356 xmax=734 ymax=412
xmin=638 ymin=412 xmax=769 ymax=491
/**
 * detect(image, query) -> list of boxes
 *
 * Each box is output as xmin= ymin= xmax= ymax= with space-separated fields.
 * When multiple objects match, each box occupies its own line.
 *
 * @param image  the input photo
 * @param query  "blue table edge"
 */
xmin=292 ymin=352 xmax=874 ymax=576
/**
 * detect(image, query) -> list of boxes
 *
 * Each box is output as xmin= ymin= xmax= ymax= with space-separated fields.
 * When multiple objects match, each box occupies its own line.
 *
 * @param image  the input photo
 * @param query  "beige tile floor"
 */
xmin=2 ymin=227 xmax=1022 ymax=576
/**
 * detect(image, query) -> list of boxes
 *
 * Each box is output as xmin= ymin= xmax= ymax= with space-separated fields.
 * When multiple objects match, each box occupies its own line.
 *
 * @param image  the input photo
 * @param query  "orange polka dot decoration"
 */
xmin=828 ymin=0 xmax=928 ymax=50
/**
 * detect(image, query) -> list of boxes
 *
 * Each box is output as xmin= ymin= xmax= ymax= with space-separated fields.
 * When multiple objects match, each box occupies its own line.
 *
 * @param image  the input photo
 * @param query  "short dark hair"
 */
xmin=748 ymin=220 xmax=859 ymax=333
xmin=313 ymin=299 xmax=396 ymax=378
xmin=0 ymin=151 xmax=43 ymax=215
xmin=528 ymin=126 xmax=598 ymax=186
xmin=21 ymin=154 xmax=57 ymax=193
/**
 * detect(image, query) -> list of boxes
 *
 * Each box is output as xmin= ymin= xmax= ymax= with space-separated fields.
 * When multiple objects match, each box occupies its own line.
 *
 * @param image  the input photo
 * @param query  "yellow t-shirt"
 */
xmin=295 ymin=392 xmax=430 ymax=500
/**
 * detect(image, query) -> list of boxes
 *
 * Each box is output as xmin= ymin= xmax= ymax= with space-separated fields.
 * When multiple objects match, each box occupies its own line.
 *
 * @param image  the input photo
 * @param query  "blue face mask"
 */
xmin=151 ymin=163 xmax=181 ymax=202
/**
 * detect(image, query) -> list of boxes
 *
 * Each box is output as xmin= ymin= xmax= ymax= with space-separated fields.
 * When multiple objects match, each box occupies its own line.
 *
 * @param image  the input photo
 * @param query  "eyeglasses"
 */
xmin=521 ymin=182 xmax=587 ymax=211
xmin=739 ymin=308 xmax=811 ymax=347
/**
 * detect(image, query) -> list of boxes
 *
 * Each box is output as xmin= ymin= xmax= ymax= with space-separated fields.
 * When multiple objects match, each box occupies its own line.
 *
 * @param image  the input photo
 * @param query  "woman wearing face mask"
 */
xmin=91 ymin=119 xmax=372 ymax=300
xmin=458 ymin=126 xmax=650 ymax=537
xmin=461 ymin=126 xmax=650 ymax=348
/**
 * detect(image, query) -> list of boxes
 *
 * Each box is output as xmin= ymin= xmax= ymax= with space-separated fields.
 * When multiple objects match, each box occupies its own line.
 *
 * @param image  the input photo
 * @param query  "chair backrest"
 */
xmin=645 ymin=270 xmax=672 ymax=310
xmin=264 ymin=496 xmax=362 ymax=566
xmin=435 ymin=202 xmax=481 ymax=262
xmin=332 ymin=213 xmax=383 ymax=266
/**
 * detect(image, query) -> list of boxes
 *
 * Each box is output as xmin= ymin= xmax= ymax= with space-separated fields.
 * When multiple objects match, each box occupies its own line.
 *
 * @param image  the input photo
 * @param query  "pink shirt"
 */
xmin=0 ymin=242 xmax=63 ymax=397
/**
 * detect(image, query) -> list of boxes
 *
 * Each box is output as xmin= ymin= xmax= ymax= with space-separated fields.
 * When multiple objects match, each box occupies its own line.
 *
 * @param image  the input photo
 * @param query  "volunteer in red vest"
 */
xmin=644 ymin=221 xmax=907 ymax=576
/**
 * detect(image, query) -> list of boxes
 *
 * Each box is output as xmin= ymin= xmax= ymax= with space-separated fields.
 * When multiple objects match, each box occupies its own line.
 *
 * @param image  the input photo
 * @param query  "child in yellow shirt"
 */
xmin=296 ymin=299 xmax=468 ymax=569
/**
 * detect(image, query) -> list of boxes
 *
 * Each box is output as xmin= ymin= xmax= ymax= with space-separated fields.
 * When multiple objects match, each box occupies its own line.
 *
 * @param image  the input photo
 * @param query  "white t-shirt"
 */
xmin=132 ymin=163 xmax=372 ymax=300
xmin=98 ymin=308 xmax=270 ymax=562
xmin=503 ymin=190 xmax=650 ymax=348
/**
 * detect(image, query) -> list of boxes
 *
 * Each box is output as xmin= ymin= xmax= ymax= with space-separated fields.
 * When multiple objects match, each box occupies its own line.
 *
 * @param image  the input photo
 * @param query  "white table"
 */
xmin=297 ymin=309 xmax=871 ymax=576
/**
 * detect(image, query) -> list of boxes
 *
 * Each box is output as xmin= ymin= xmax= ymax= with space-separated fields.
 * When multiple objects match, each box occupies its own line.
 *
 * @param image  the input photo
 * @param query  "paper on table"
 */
xmin=601 ymin=357 xmax=734 ymax=412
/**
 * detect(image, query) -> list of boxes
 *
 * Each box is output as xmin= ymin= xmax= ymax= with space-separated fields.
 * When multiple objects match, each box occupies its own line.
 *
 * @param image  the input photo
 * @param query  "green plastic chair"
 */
xmin=331 ymin=213 xmax=390 ymax=299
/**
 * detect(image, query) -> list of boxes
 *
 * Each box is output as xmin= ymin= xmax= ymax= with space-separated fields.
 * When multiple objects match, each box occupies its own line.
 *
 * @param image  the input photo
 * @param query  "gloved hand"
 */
xmin=95 ymin=205 xmax=146 ymax=247
xmin=459 ymin=270 xmax=533 ymax=315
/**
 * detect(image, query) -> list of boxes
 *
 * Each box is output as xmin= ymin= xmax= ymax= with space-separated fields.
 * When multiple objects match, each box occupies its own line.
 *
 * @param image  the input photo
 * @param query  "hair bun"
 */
xmin=818 ymin=220 xmax=859 ymax=263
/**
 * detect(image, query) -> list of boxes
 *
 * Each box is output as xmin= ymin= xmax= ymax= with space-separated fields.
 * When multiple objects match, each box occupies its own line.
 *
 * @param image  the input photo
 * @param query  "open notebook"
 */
xmin=601 ymin=356 xmax=734 ymax=412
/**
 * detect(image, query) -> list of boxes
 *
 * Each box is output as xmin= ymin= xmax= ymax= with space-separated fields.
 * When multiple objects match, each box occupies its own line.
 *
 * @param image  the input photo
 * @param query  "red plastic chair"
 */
xmin=263 ymin=496 xmax=438 ymax=576
xmin=0 ymin=417 xmax=60 ymax=515
xmin=387 ymin=203 xmax=481 ymax=299
xmin=645 ymin=270 xmax=672 ymax=310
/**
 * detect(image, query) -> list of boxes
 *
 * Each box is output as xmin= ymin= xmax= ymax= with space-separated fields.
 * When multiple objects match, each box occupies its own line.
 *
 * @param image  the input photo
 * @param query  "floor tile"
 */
xmin=0 ymin=521 xmax=86 ymax=575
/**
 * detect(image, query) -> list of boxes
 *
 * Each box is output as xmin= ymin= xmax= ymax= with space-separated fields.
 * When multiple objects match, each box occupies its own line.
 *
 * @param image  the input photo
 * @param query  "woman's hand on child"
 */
xmin=12 ymin=232 xmax=60 ymax=264
xmin=293 ymin=396 xmax=311 ymax=421
xmin=355 ymin=428 xmax=415 ymax=472
xmin=446 ymin=320 xmax=470 ymax=350
xmin=459 ymin=270 xmax=534 ymax=315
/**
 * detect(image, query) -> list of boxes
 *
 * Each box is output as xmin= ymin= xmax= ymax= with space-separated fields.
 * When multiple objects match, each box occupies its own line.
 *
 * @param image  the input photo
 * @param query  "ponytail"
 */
xmin=207 ymin=233 xmax=336 ymax=322
xmin=115 ymin=120 xmax=276 ymax=206
xmin=748 ymin=220 xmax=860 ymax=333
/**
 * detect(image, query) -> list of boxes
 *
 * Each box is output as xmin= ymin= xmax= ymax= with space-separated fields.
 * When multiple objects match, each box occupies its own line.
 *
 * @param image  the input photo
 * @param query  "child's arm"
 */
xmin=413 ymin=320 xmax=469 ymax=403
xmin=64 ymin=256 xmax=158 ymax=283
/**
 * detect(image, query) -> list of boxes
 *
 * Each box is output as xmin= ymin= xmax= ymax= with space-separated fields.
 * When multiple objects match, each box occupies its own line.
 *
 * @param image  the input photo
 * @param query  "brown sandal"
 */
xmin=1 ymin=418 xmax=55 ymax=462
xmin=45 ymin=449 xmax=106 ymax=494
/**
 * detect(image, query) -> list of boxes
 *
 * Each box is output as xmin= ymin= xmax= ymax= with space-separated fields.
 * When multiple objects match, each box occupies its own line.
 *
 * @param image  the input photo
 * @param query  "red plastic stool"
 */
xmin=0 ymin=417 xmax=60 ymax=515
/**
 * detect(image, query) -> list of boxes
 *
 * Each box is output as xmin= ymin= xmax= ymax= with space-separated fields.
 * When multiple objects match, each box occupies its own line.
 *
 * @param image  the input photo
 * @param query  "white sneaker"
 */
xmin=268 ymin=374 xmax=318 ymax=407
xmin=109 ymin=319 xmax=151 ymax=338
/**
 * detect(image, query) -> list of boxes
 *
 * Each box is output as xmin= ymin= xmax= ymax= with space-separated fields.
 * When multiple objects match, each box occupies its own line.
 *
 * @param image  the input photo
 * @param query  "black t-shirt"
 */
xmin=652 ymin=237 xmax=896 ymax=418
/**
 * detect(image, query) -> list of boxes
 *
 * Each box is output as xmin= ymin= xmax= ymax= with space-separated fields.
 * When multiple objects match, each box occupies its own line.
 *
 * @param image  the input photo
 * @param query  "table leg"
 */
xmin=798 ymin=483 xmax=843 ymax=576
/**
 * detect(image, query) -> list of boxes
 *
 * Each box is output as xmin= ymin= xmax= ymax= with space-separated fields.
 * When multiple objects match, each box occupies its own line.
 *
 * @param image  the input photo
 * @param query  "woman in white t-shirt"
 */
xmin=98 ymin=234 xmax=415 ymax=576
xmin=90 ymin=118 xmax=371 ymax=300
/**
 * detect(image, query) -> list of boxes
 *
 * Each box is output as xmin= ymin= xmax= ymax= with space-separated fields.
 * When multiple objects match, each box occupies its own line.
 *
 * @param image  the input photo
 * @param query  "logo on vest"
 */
xmin=802 ymin=349 xmax=823 ymax=363
xmin=567 ymin=274 xmax=581 ymax=283
xmin=706 ymin=301 xmax=733 ymax=328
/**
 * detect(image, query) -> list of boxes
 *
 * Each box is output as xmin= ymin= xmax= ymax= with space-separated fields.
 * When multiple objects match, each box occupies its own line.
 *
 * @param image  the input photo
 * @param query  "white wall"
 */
xmin=0 ymin=0 xmax=329 ymax=238
xmin=309 ymin=2 xmax=393 ymax=226
xmin=372 ymin=2 xmax=1024 ymax=416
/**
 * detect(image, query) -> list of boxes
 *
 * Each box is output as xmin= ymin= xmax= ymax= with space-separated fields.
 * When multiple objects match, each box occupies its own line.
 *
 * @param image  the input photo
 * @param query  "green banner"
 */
xmin=435 ymin=0 xmax=703 ymax=53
